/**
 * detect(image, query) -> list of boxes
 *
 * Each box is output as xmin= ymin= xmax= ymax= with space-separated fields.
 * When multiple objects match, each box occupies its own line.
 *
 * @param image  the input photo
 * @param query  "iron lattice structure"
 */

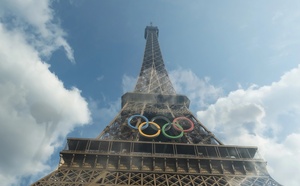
xmin=32 ymin=25 xmax=281 ymax=186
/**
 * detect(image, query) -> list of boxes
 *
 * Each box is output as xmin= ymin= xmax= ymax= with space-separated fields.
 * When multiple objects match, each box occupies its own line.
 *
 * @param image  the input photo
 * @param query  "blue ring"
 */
xmin=127 ymin=115 xmax=149 ymax=130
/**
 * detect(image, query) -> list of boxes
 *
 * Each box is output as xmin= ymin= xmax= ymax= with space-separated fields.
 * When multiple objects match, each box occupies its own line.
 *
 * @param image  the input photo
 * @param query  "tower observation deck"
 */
xmin=32 ymin=25 xmax=281 ymax=186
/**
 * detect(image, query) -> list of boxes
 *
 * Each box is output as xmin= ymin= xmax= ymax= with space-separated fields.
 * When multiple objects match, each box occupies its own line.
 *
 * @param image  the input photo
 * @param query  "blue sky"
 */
xmin=1 ymin=0 xmax=300 ymax=185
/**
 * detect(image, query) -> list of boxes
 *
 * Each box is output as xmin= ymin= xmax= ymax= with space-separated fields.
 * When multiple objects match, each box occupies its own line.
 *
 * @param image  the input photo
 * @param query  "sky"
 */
xmin=0 ymin=0 xmax=300 ymax=185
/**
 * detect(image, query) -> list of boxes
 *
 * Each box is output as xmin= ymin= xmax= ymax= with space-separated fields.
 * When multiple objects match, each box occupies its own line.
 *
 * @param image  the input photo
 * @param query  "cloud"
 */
xmin=0 ymin=1 xmax=90 ymax=185
xmin=0 ymin=0 xmax=75 ymax=63
xmin=197 ymin=65 xmax=300 ymax=186
xmin=97 ymin=75 xmax=104 ymax=82
xmin=89 ymin=98 xmax=119 ymax=123
xmin=169 ymin=68 xmax=223 ymax=109
xmin=122 ymin=74 xmax=137 ymax=93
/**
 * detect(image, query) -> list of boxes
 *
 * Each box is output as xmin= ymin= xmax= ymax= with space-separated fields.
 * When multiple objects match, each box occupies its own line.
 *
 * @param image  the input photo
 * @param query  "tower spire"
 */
xmin=134 ymin=25 xmax=176 ymax=95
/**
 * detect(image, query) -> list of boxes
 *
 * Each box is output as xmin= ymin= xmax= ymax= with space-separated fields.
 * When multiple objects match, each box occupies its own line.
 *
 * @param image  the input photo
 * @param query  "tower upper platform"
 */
xmin=144 ymin=25 xmax=159 ymax=39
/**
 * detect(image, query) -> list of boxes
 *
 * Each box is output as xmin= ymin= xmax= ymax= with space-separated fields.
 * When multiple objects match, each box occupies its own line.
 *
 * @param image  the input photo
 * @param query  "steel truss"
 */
xmin=31 ymin=25 xmax=281 ymax=185
xmin=33 ymin=169 xmax=279 ymax=186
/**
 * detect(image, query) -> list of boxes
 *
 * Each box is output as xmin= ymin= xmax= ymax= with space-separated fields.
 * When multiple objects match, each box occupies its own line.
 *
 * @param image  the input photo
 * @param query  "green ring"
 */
xmin=162 ymin=123 xmax=184 ymax=139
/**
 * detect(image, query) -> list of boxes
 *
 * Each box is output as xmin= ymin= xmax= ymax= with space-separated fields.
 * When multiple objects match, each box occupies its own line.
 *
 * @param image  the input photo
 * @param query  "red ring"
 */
xmin=172 ymin=117 xmax=194 ymax=132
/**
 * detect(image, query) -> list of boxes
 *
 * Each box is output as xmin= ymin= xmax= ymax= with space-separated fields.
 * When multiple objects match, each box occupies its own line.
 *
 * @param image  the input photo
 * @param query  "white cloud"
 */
xmin=89 ymin=98 xmax=119 ymax=123
xmin=197 ymin=65 xmax=300 ymax=186
xmin=0 ymin=0 xmax=75 ymax=63
xmin=169 ymin=68 xmax=223 ymax=109
xmin=0 ymin=1 xmax=90 ymax=185
xmin=122 ymin=74 xmax=137 ymax=93
xmin=97 ymin=75 xmax=104 ymax=82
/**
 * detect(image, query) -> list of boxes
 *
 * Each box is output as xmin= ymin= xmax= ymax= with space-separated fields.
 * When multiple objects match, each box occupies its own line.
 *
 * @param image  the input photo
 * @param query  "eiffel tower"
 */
xmin=32 ymin=25 xmax=281 ymax=186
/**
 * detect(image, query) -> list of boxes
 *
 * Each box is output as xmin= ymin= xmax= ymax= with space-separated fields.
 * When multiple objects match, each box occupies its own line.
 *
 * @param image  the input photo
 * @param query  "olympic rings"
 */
xmin=127 ymin=115 xmax=149 ymax=130
xmin=162 ymin=122 xmax=172 ymax=131
xmin=151 ymin=116 xmax=171 ymax=130
xmin=162 ymin=123 xmax=184 ymax=139
xmin=138 ymin=121 xmax=161 ymax=138
xmin=172 ymin=117 xmax=194 ymax=132
xmin=127 ymin=115 xmax=194 ymax=139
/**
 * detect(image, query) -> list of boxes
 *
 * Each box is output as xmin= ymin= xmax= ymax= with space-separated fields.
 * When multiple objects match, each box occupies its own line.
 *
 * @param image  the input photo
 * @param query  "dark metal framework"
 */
xmin=135 ymin=26 xmax=176 ymax=95
xmin=32 ymin=25 xmax=281 ymax=186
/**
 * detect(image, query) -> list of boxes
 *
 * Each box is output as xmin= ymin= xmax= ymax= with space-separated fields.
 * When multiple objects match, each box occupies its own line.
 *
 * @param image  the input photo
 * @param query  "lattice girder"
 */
xmin=134 ymin=26 xmax=176 ymax=95
xmin=31 ymin=25 xmax=281 ymax=186
xmin=32 ymin=169 xmax=280 ymax=186
xmin=97 ymin=99 xmax=223 ymax=145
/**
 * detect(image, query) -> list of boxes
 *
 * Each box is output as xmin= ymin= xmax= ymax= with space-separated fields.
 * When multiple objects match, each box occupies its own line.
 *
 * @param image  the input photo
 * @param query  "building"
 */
xmin=32 ymin=25 xmax=281 ymax=186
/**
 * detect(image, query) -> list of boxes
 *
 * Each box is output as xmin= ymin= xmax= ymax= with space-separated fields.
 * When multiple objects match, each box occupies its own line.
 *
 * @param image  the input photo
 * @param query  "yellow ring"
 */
xmin=138 ymin=121 xmax=161 ymax=138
